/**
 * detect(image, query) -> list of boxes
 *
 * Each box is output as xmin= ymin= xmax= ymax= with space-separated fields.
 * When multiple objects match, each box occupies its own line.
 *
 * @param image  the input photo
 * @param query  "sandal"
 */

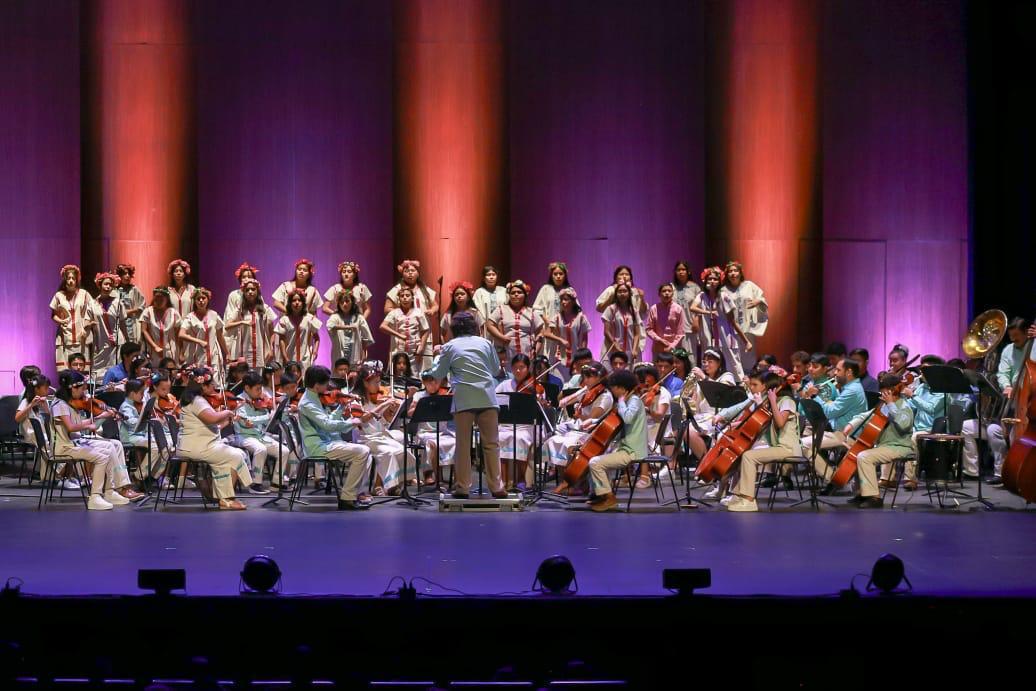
xmin=217 ymin=499 xmax=246 ymax=511
xmin=373 ymin=486 xmax=386 ymax=497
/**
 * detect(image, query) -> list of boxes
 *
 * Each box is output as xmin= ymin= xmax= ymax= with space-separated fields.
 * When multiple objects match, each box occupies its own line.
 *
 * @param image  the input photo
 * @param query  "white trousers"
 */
xmin=362 ymin=430 xmax=412 ymax=490
xmin=962 ymin=420 xmax=1007 ymax=477
xmin=178 ymin=441 xmax=252 ymax=499
xmin=239 ymin=435 xmax=298 ymax=483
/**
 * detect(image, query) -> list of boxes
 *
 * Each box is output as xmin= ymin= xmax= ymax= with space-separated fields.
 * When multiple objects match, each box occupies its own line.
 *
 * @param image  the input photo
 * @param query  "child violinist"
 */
xmin=408 ymin=372 xmax=456 ymax=486
xmin=118 ymin=376 xmax=171 ymax=482
xmin=351 ymin=364 xmax=414 ymax=496
xmin=631 ymin=364 xmax=671 ymax=489
xmin=236 ymin=371 xmax=298 ymax=492
xmin=495 ymin=354 xmax=542 ymax=491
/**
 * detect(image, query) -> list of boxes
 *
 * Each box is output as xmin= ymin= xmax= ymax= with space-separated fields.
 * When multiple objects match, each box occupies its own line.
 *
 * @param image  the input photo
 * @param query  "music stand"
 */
xmin=498 ymin=392 xmax=542 ymax=498
xmin=402 ymin=394 xmax=454 ymax=507
xmin=687 ymin=382 xmax=747 ymax=507
xmin=925 ymin=365 xmax=995 ymax=510
xmin=134 ymin=396 xmax=159 ymax=507
xmin=261 ymin=394 xmax=292 ymax=507
xmin=508 ymin=391 xmax=564 ymax=506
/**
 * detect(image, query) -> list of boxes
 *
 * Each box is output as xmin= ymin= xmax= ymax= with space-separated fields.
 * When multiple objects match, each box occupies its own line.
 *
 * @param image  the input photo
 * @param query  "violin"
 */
xmin=205 ymin=391 xmax=243 ymax=411
xmin=830 ymin=373 xmax=915 ymax=488
xmin=579 ymin=383 xmax=606 ymax=410
xmin=70 ymin=396 xmax=125 ymax=421
xmin=516 ymin=376 xmax=545 ymax=396
xmin=319 ymin=388 xmax=359 ymax=408
xmin=155 ymin=394 xmax=181 ymax=417
xmin=251 ymin=395 xmax=276 ymax=411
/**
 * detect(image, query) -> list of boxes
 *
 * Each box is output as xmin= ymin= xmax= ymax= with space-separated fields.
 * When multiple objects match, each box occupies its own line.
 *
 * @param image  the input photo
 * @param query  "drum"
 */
xmin=917 ymin=434 xmax=963 ymax=483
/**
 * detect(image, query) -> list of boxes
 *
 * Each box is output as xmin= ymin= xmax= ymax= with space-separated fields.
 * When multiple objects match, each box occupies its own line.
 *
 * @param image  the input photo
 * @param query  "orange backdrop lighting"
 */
xmin=709 ymin=0 xmax=820 ymax=357
xmin=82 ymin=0 xmax=194 ymax=293
xmin=394 ymin=0 xmax=507 ymax=316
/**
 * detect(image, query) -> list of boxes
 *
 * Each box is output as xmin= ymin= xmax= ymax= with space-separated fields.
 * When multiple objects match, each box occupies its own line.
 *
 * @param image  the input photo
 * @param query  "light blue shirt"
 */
xmin=422 ymin=335 xmax=502 ymax=413
xmin=616 ymin=394 xmax=648 ymax=458
xmin=297 ymin=388 xmax=358 ymax=458
xmin=906 ymin=381 xmax=944 ymax=433
xmin=821 ymin=379 xmax=868 ymax=430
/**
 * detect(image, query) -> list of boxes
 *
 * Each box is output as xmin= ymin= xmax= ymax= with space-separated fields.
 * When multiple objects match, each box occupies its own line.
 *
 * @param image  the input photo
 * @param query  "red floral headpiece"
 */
xmin=60 ymin=264 xmax=80 ymax=278
xmin=192 ymin=367 xmax=213 ymax=385
xmin=700 ymin=266 xmax=725 ymax=283
xmin=115 ymin=263 xmax=136 ymax=277
xmin=338 ymin=261 xmax=361 ymax=274
xmin=193 ymin=286 xmax=213 ymax=302
xmin=506 ymin=280 xmax=529 ymax=294
xmin=725 ymin=260 xmax=743 ymax=273
xmin=167 ymin=259 xmax=191 ymax=275
xmin=448 ymin=280 xmax=475 ymax=296
xmin=241 ymin=278 xmax=262 ymax=290
xmin=548 ymin=261 xmax=568 ymax=273
xmin=397 ymin=259 xmax=420 ymax=273
xmin=294 ymin=258 xmax=315 ymax=274
xmin=94 ymin=272 xmax=120 ymax=288
xmin=234 ymin=262 xmax=259 ymax=280
xmin=768 ymin=364 xmax=788 ymax=379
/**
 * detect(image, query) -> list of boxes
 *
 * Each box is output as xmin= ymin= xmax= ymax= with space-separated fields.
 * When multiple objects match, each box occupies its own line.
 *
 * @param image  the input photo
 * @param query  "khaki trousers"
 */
xmin=857 ymin=446 xmax=912 ymax=497
xmin=806 ymin=431 xmax=848 ymax=482
xmin=735 ymin=447 xmax=796 ymax=499
xmin=453 ymin=407 xmax=503 ymax=494
xmin=588 ymin=450 xmax=635 ymax=496
xmin=325 ymin=440 xmax=372 ymax=501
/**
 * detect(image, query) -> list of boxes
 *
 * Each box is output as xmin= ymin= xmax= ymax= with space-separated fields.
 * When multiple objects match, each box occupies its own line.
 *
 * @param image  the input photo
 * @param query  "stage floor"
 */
xmin=2 ymin=469 xmax=1034 ymax=599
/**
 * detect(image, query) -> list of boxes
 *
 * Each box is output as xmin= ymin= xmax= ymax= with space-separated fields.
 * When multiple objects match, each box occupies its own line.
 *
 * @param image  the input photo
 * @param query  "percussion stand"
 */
xmin=925 ymin=365 xmax=995 ymax=510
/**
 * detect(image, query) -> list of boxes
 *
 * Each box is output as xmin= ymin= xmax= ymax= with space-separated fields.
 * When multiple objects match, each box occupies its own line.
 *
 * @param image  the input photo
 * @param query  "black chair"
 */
xmin=0 ymin=395 xmax=37 ymax=483
xmin=154 ymin=422 xmax=215 ymax=511
xmin=865 ymin=391 xmax=881 ymax=409
xmin=30 ymin=417 xmax=88 ymax=509
xmin=766 ymin=399 xmax=832 ymax=511
xmin=288 ymin=417 xmax=341 ymax=510
xmin=623 ymin=414 xmax=681 ymax=512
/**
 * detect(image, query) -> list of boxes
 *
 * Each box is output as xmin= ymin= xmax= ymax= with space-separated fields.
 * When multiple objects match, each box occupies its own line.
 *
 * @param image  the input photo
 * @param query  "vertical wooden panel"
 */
xmin=822 ymin=240 xmax=886 ymax=364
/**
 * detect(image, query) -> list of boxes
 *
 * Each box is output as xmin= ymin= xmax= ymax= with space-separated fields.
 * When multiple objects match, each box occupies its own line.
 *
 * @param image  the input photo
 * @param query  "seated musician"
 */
xmin=587 ymin=369 xmax=648 ymax=512
xmin=236 ymin=371 xmax=298 ymax=493
xmin=725 ymin=370 xmax=801 ymax=512
xmin=803 ymin=358 xmax=869 ymax=484
xmin=496 ymin=353 xmax=541 ymax=491
xmin=119 ymin=376 xmax=170 ymax=482
xmin=680 ymin=349 xmax=738 ymax=482
xmin=297 ymin=365 xmax=373 ymax=510
xmin=802 ymin=352 xmax=838 ymax=403
xmin=351 ymin=363 xmax=413 ymax=496
xmin=545 ymin=361 xmax=612 ymax=490
xmin=881 ymin=354 xmax=946 ymax=491
xmin=563 ymin=348 xmax=594 ymax=389
xmin=631 ymin=364 xmax=671 ymax=489
xmin=824 ymin=373 xmax=915 ymax=508
xmin=408 ymin=372 xmax=456 ymax=486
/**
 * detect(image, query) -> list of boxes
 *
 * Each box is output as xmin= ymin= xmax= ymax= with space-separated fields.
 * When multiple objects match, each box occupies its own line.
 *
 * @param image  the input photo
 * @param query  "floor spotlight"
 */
xmin=867 ymin=553 xmax=911 ymax=594
xmin=663 ymin=568 xmax=711 ymax=596
xmin=240 ymin=555 xmax=282 ymax=594
xmin=138 ymin=569 xmax=186 ymax=596
xmin=533 ymin=555 xmax=577 ymax=595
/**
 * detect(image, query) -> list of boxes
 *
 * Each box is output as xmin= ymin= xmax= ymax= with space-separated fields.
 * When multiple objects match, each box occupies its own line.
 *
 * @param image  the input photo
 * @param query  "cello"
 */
xmin=694 ymin=401 xmax=772 ymax=484
xmin=829 ymin=373 xmax=914 ymax=488
xmin=1002 ymin=319 xmax=1036 ymax=502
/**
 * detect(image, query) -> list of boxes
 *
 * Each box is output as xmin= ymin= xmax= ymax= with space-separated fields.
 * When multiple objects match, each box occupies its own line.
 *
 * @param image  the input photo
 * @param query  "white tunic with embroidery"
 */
xmin=140 ymin=306 xmax=180 ymax=362
xmin=274 ymin=313 xmax=323 ymax=368
xmin=180 ymin=311 xmax=225 ymax=370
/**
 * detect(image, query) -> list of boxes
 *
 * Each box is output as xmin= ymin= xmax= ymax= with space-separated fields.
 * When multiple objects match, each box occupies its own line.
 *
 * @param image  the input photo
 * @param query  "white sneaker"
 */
xmin=104 ymin=490 xmax=131 ymax=506
xmin=635 ymin=476 xmax=652 ymax=490
xmin=656 ymin=466 xmax=672 ymax=481
xmin=87 ymin=494 xmax=114 ymax=511
xmin=58 ymin=478 xmax=81 ymax=491
xmin=726 ymin=496 xmax=759 ymax=512
xmin=703 ymin=485 xmax=723 ymax=500
xmin=720 ymin=493 xmax=737 ymax=506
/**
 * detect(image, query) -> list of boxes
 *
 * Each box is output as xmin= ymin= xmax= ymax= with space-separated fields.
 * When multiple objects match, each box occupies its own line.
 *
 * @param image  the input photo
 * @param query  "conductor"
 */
xmin=422 ymin=312 xmax=507 ymax=499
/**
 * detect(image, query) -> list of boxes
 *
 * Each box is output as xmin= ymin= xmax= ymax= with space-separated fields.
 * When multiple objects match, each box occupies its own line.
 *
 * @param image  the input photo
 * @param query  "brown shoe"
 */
xmin=492 ymin=490 xmax=509 ymax=499
xmin=903 ymin=480 xmax=918 ymax=491
xmin=878 ymin=479 xmax=896 ymax=489
xmin=591 ymin=493 xmax=619 ymax=512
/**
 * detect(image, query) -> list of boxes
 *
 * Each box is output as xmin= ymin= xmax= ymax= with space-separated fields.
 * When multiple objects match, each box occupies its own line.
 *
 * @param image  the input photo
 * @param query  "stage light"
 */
xmin=663 ymin=568 xmax=712 ymax=597
xmin=533 ymin=555 xmax=577 ymax=595
xmin=138 ymin=569 xmax=186 ymax=596
xmin=867 ymin=554 xmax=912 ymax=595
xmin=240 ymin=555 xmax=281 ymax=595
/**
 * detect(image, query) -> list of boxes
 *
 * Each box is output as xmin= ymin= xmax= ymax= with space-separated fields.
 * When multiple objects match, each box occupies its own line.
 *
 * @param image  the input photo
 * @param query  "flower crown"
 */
xmin=700 ymin=266 xmax=725 ymax=283
xmin=115 ymin=263 xmax=136 ymax=276
xmin=724 ymin=260 xmax=743 ymax=273
xmin=94 ymin=272 xmax=120 ymax=288
xmin=506 ymin=280 xmax=529 ymax=293
xmin=241 ymin=278 xmax=262 ymax=290
xmin=167 ymin=259 xmax=191 ymax=275
xmin=448 ymin=280 xmax=475 ymax=296
xmin=234 ymin=262 xmax=259 ymax=280
xmin=60 ymin=264 xmax=80 ymax=278
xmin=338 ymin=261 xmax=361 ymax=274
xmin=548 ymin=261 xmax=568 ymax=273
xmin=193 ymin=287 xmax=213 ymax=302
xmin=397 ymin=259 xmax=420 ymax=273
xmin=558 ymin=286 xmax=578 ymax=301
xmin=294 ymin=258 xmax=315 ymax=274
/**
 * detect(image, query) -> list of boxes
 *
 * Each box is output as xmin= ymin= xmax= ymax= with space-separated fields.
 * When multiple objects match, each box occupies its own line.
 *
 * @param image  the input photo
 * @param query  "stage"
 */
xmin=2 ymin=473 xmax=1034 ymax=599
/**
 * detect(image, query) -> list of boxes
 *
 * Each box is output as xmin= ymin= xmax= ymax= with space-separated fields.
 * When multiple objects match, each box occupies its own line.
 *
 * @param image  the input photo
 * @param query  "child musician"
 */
xmin=52 ymin=369 xmax=143 ymax=509
xmin=176 ymin=367 xmax=253 ymax=510
xmin=352 ymin=364 xmax=415 ymax=495
xmin=140 ymin=287 xmax=180 ymax=364
xmin=380 ymin=285 xmax=430 ymax=372
xmin=632 ymin=364 xmax=671 ymax=490
xmin=724 ymin=370 xmax=801 ymax=512
xmin=166 ymin=259 xmax=197 ymax=319
xmin=118 ymin=377 xmax=171 ymax=481
xmin=50 ymin=264 xmax=95 ymax=371
xmin=274 ymin=289 xmax=322 ymax=371
xmin=327 ymin=290 xmax=374 ymax=366
xmin=837 ymin=373 xmax=915 ymax=509
xmin=408 ymin=373 xmax=456 ymax=486
xmin=544 ymin=361 xmax=612 ymax=482
xmin=323 ymin=260 xmax=373 ymax=321
xmin=587 ymin=369 xmax=648 ymax=512
xmin=236 ymin=371 xmax=297 ymax=492
xmin=225 ymin=278 xmax=274 ymax=369
xmin=495 ymin=354 xmax=542 ymax=491
xmin=272 ymin=259 xmax=321 ymax=316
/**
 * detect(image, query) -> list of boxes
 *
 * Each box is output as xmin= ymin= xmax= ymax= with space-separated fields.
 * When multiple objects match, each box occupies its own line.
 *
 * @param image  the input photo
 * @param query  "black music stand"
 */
xmin=925 ymin=365 xmax=994 ymax=510
xmin=498 ymin=392 xmax=542 ymax=498
xmin=134 ymin=396 xmax=159 ymax=507
xmin=505 ymin=391 xmax=563 ymax=506
xmin=686 ymin=382 xmax=748 ymax=507
xmin=261 ymin=394 xmax=292 ymax=507
xmin=368 ymin=393 xmax=421 ymax=507
xmin=404 ymin=394 xmax=455 ymax=506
